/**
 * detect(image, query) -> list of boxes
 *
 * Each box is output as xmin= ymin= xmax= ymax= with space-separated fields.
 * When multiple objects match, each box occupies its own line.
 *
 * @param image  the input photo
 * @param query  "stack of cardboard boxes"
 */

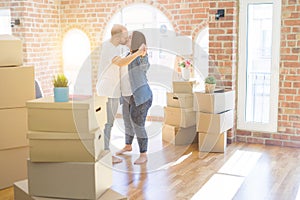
xmin=194 ymin=90 xmax=235 ymax=152
xmin=162 ymin=81 xmax=198 ymax=145
xmin=0 ymin=35 xmax=35 ymax=189
xmin=14 ymin=96 xmax=127 ymax=199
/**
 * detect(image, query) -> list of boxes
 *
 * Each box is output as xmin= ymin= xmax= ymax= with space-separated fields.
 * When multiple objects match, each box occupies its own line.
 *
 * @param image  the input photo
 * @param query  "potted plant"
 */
xmin=205 ymin=76 xmax=216 ymax=93
xmin=53 ymin=74 xmax=69 ymax=102
xmin=178 ymin=59 xmax=193 ymax=81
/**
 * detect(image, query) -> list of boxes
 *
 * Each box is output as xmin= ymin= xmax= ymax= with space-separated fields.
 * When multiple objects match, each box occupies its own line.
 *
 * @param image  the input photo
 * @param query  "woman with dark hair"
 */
xmin=113 ymin=31 xmax=152 ymax=164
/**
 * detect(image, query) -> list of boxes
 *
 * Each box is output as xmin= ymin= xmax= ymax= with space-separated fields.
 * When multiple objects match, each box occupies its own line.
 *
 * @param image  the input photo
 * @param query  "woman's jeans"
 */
xmin=122 ymin=96 xmax=152 ymax=153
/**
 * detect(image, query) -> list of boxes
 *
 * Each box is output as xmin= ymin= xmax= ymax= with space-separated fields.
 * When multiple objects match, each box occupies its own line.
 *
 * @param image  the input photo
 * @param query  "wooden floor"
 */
xmin=1 ymin=142 xmax=300 ymax=200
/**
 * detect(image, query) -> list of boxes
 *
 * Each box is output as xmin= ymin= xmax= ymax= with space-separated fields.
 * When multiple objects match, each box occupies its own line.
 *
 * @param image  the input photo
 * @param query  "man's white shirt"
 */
xmin=96 ymin=41 xmax=122 ymax=98
xmin=96 ymin=41 xmax=132 ymax=98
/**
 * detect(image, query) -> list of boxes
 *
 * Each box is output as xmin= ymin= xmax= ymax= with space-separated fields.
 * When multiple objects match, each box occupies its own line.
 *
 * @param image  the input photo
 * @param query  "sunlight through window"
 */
xmin=62 ymin=29 xmax=92 ymax=95
xmin=191 ymin=150 xmax=262 ymax=200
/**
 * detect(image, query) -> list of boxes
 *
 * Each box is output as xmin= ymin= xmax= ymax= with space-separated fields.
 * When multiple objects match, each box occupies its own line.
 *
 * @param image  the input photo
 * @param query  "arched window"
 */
xmin=62 ymin=29 xmax=92 ymax=95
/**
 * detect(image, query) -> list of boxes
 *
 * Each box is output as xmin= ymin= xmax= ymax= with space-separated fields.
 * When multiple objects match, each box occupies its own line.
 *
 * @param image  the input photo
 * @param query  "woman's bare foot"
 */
xmin=134 ymin=153 xmax=147 ymax=165
xmin=112 ymin=156 xmax=122 ymax=164
xmin=116 ymin=144 xmax=132 ymax=155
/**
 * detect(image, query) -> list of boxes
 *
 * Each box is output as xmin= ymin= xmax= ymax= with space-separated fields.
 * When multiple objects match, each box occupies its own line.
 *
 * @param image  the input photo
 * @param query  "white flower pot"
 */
xmin=181 ymin=68 xmax=190 ymax=81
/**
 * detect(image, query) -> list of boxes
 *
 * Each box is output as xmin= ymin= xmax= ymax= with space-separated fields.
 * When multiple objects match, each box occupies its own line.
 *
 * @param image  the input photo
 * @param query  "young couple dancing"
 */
xmin=96 ymin=24 xmax=152 ymax=165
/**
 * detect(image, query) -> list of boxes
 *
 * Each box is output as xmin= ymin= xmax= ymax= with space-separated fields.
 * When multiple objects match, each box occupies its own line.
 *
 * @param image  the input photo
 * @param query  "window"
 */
xmin=62 ymin=29 xmax=92 ymax=95
xmin=237 ymin=0 xmax=281 ymax=132
xmin=0 ymin=9 xmax=12 ymax=35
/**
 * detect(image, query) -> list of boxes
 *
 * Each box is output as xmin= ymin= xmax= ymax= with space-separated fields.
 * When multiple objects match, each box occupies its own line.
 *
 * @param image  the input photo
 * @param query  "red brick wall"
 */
xmin=1 ymin=0 xmax=61 ymax=95
xmin=236 ymin=0 xmax=300 ymax=147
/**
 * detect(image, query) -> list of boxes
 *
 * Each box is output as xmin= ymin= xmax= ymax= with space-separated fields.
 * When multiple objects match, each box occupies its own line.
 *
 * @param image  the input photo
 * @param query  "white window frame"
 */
xmin=237 ymin=0 xmax=281 ymax=132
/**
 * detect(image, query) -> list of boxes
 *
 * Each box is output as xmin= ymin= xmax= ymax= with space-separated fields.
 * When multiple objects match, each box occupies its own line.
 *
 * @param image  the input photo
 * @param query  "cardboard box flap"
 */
xmin=26 ymin=96 xmax=92 ymax=110
xmin=27 ymin=129 xmax=101 ymax=140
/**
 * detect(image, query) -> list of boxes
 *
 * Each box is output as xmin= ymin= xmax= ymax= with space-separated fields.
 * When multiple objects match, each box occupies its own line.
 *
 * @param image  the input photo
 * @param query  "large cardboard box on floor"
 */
xmin=0 ymin=108 xmax=28 ymax=150
xmin=14 ymin=180 xmax=128 ymax=200
xmin=0 ymin=34 xmax=23 ymax=67
xmin=198 ymin=132 xmax=227 ymax=152
xmin=0 ymin=66 xmax=34 ymax=109
xmin=166 ymin=92 xmax=193 ymax=108
xmin=27 ymin=152 xmax=112 ymax=200
xmin=193 ymin=90 xmax=235 ymax=113
xmin=172 ymin=81 xmax=195 ymax=93
xmin=164 ymin=106 xmax=196 ymax=128
xmin=0 ymin=146 xmax=29 ymax=189
xmin=162 ymin=124 xmax=197 ymax=145
xmin=196 ymin=110 xmax=233 ymax=133
xmin=28 ymin=129 xmax=104 ymax=162
xmin=27 ymin=96 xmax=107 ymax=133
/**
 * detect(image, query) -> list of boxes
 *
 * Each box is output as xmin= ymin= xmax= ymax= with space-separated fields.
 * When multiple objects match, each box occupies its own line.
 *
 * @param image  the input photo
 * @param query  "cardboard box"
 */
xmin=198 ymin=132 xmax=227 ymax=152
xmin=196 ymin=110 xmax=233 ymax=133
xmin=193 ymin=90 xmax=235 ymax=113
xmin=14 ymin=179 xmax=128 ymax=200
xmin=162 ymin=124 xmax=197 ymax=145
xmin=0 ymin=34 xmax=23 ymax=67
xmin=28 ymin=129 xmax=104 ymax=162
xmin=0 ymin=146 xmax=29 ymax=189
xmin=0 ymin=66 xmax=34 ymax=109
xmin=0 ymin=108 xmax=28 ymax=150
xmin=164 ymin=106 xmax=196 ymax=128
xmin=27 ymin=96 xmax=106 ymax=133
xmin=28 ymin=152 xmax=112 ymax=200
xmin=166 ymin=93 xmax=193 ymax=108
xmin=94 ymin=95 xmax=108 ymax=130
xmin=172 ymin=81 xmax=195 ymax=93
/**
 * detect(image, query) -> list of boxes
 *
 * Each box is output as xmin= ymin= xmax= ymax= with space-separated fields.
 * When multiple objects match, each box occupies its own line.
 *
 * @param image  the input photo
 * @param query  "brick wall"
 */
xmin=236 ymin=0 xmax=300 ymax=147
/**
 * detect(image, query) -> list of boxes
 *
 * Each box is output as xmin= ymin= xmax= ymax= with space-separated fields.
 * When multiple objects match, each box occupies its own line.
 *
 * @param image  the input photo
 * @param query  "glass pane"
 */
xmin=246 ymin=3 xmax=273 ymax=123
